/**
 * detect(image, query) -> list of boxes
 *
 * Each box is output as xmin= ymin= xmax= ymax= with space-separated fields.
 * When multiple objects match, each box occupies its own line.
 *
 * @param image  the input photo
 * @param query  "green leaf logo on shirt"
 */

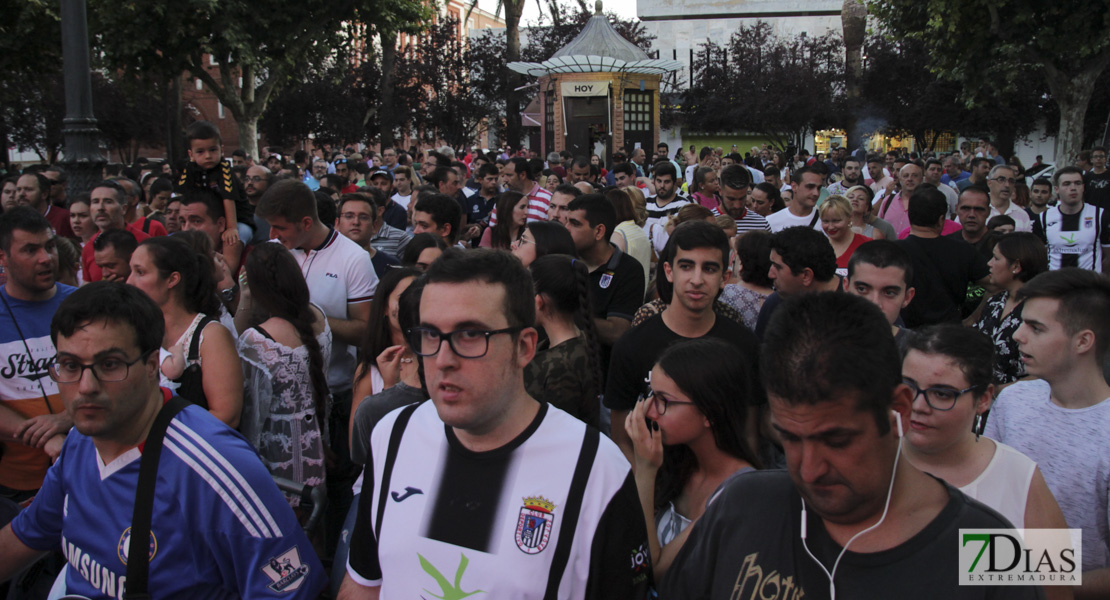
xmin=418 ymin=553 xmax=485 ymax=599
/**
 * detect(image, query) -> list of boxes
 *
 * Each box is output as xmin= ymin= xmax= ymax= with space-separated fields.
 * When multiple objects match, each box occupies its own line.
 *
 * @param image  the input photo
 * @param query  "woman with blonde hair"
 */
xmin=607 ymin=187 xmax=652 ymax=283
xmin=820 ymin=194 xmax=871 ymax=274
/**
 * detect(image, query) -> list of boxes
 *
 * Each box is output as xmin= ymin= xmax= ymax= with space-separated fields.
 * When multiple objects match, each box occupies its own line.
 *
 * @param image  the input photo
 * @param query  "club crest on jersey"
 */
xmin=515 ymin=496 xmax=556 ymax=554
xmin=1085 ymin=216 xmax=1094 ymax=229
xmin=599 ymin=272 xmax=613 ymax=289
xmin=116 ymin=527 xmax=157 ymax=565
xmin=261 ymin=546 xmax=310 ymax=592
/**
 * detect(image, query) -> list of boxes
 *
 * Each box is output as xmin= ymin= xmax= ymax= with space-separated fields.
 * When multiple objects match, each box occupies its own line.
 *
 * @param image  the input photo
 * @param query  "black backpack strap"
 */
xmin=374 ymin=403 xmax=420 ymax=539
xmin=142 ymin=218 xmax=153 ymax=234
xmin=187 ymin=315 xmax=218 ymax=361
xmin=808 ymin=210 xmax=820 ymax=229
xmin=543 ymin=427 xmax=600 ymax=600
xmin=123 ymin=395 xmax=191 ymax=600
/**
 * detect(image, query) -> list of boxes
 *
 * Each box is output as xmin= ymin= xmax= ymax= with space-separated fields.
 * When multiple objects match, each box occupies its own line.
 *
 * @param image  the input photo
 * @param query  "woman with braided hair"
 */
xmin=524 ymin=254 xmax=603 ymax=428
xmin=235 ymin=242 xmax=331 ymax=514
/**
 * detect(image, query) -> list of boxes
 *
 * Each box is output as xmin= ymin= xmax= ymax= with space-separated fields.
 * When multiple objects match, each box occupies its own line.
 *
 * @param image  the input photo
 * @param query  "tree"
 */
xmin=680 ymin=22 xmax=845 ymax=151
xmin=93 ymin=75 xmax=169 ymax=164
xmin=259 ymin=63 xmax=373 ymax=150
xmin=869 ymin=0 xmax=1110 ymax=164
xmin=5 ymin=74 xmax=64 ymax=163
xmin=0 ymin=0 xmax=62 ymax=163
xmin=88 ymin=0 xmax=429 ymax=159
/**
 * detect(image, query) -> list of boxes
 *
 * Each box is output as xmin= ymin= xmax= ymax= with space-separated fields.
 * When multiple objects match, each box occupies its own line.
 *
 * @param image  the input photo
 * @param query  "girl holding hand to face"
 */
xmin=625 ymin=338 xmax=761 ymax=580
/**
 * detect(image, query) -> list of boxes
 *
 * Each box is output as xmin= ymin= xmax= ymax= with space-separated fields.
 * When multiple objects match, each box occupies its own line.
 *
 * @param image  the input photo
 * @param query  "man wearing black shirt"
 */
xmin=564 ymin=194 xmax=645 ymax=348
xmin=1084 ymin=146 xmax=1110 ymax=209
xmin=662 ymin=293 xmax=1036 ymax=600
xmin=946 ymin=185 xmax=996 ymax=261
xmin=606 ymin=221 xmax=759 ymax=463
xmin=898 ymin=186 xmax=990 ymax=328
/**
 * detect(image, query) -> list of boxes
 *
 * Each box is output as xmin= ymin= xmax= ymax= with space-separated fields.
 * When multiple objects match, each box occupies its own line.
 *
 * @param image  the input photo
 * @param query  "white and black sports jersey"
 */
xmin=346 ymin=401 xmax=651 ymax=599
xmin=643 ymin=193 xmax=693 ymax=230
xmin=1033 ymin=204 xmax=1110 ymax=271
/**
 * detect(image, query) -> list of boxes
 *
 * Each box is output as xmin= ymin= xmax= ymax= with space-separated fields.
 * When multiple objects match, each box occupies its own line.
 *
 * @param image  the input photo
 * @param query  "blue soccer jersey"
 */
xmin=11 ymin=400 xmax=326 ymax=599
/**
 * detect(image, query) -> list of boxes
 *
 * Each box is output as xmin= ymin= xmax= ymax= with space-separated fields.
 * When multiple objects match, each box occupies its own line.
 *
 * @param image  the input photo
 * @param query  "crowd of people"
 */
xmin=0 ymin=123 xmax=1108 ymax=599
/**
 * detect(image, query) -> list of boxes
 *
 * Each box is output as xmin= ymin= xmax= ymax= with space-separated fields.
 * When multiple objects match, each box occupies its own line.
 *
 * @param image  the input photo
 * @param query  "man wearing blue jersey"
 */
xmin=0 ymin=282 xmax=325 ymax=599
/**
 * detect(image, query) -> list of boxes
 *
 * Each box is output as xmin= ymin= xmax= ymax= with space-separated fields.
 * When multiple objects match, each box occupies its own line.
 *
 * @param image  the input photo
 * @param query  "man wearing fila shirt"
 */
xmin=339 ymin=249 xmax=651 ymax=599
xmin=1032 ymin=166 xmax=1110 ymax=273
xmin=0 ymin=282 xmax=325 ymax=599
xmin=256 ymin=179 xmax=378 ymax=551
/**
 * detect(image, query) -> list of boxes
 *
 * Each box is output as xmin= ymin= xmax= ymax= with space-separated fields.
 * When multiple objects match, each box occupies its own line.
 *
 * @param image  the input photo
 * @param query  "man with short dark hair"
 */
xmin=498 ymin=157 xmax=552 ymax=223
xmin=566 ymin=156 xmax=592 ymax=185
xmin=718 ymin=164 xmax=770 ymax=235
xmin=986 ymin=268 xmax=1110 ymax=595
xmin=339 ymin=249 xmax=651 ymax=600
xmin=1033 ymin=166 xmax=1110 ymax=273
xmin=946 ymin=185 xmax=996 ymax=261
xmin=644 ymin=161 xmax=692 ymax=253
xmin=179 ymin=187 xmax=248 ymax=273
xmin=846 ymin=240 xmax=915 ymax=350
xmin=1027 ymin=177 xmax=1053 ymax=218
xmin=548 ymin=183 xmax=582 ymax=225
xmin=361 ymin=187 xmax=412 ymax=259
xmin=897 ymin=186 xmax=989 ymax=328
xmin=91 ymin=228 xmax=137 ymax=282
xmin=564 ymin=194 xmax=645 ymax=348
xmin=412 ymin=193 xmax=463 ymax=246
xmin=612 ymin=162 xmax=638 ymax=189
xmin=336 ymin=192 xmax=403 ymax=278
xmin=827 ymin=157 xmax=863 ymax=195
xmin=41 ymin=166 xmax=67 ymax=208
xmin=755 ymin=226 xmax=842 ymax=339
xmin=663 ymin=292 xmax=1032 ymax=599
xmin=0 ymin=282 xmax=326 ymax=598
xmin=0 ymin=207 xmax=75 ymax=499
xmin=463 ymin=163 xmax=500 ymax=226
xmin=923 ymin=158 xmax=958 ymax=217
xmin=1084 ymin=145 xmax=1110 ymax=209
xmin=766 ymin=167 xmax=823 ymax=232
xmin=957 ymin=156 xmax=993 ymax=192
xmin=15 ymin=172 xmax=74 ymax=238
xmin=605 ymin=221 xmax=760 ymax=462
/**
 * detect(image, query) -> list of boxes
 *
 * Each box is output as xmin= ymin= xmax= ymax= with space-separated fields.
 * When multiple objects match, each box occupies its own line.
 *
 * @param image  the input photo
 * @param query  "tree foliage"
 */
xmin=858 ymin=35 xmax=1046 ymax=156
xmin=88 ymin=0 xmax=431 ymax=157
xmin=680 ymin=22 xmax=845 ymax=150
xmin=869 ymin=0 xmax=1110 ymax=162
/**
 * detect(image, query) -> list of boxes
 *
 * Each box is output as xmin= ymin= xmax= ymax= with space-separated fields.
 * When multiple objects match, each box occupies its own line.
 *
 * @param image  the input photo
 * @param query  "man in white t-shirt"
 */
xmin=765 ymin=166 xmax=824 ymax=233
xmin=984 ymin=268 xmax=1110 ymax=595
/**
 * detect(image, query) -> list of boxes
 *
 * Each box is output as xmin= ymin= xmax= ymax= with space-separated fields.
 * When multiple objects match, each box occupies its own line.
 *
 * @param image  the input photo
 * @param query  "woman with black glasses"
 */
xmin=624 ymin=338 xmax=761 ymax=581
xmin=901 ymin=325 xmax=1068 ymax=552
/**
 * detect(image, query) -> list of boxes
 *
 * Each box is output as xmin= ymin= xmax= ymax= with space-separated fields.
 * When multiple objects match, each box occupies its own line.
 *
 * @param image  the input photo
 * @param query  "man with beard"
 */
xmin=827 ymin=157 xmax=863 ymax=196
xmin=243 ymin=165 xmax=272 ymax=245
xmin=718 ymin=164 xmax=770 ymax=235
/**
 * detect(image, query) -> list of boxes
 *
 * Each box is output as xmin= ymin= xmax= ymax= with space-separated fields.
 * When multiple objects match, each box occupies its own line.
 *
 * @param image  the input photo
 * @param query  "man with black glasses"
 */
xmin=0 ymin=282 xmax=325 ymax=598
xmin=339 ymin=249 xmax=651 ymax=600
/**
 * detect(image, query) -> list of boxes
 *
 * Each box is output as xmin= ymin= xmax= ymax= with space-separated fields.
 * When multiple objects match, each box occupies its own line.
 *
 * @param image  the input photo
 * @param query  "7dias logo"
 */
xmin=959 ymin=529 xmax=1082 ymax=586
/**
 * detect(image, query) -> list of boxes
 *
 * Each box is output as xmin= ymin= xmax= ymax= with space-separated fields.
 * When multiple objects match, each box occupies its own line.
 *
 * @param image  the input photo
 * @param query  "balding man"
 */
xmin=876 ymin=161 xmax=924 ymax=234
xmin=244 ymin=165 xmax=273 ymax=244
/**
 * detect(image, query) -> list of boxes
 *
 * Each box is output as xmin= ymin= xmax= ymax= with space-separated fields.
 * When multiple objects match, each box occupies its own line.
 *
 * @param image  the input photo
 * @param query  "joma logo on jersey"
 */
xmin=515 ymin=496 xmax=556 ymax=554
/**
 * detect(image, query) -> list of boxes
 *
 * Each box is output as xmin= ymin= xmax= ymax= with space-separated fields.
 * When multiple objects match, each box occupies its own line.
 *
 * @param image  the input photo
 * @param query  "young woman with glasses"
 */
xmin=624 ymin=337 xmax=761 ymax=581
xmin=901 ymin=325 xmax=1067 ymax=543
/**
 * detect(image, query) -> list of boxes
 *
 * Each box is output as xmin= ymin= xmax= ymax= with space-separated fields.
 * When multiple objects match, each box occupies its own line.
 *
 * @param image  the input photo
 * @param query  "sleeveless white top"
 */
xmin=958 ymin=439 xmax=1036 ymax=528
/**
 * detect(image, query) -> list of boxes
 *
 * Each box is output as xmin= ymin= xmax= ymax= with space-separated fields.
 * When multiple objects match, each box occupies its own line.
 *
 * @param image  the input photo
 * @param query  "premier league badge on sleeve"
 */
xmin=261 ymin=546 xmax=310 ymax=592
xmin=515 ymin=496 xmax=556 ymax=554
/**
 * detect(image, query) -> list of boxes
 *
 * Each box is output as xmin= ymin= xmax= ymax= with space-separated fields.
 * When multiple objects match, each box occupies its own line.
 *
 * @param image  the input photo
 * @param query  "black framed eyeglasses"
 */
xmin=903 ymin=378 xmax=982 ymax=411
xmin=407 ymin=326 xmax=523 ymax=359
xmin=637 ymin=387 xmax=696 ymax=415
xmin=48 ymin=350 xmax=154 ymax=383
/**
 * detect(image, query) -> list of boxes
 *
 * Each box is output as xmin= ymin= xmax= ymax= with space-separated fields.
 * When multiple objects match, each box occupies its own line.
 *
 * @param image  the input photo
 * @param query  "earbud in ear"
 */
xmin=893 ymin=410 xmax=904 ymax=438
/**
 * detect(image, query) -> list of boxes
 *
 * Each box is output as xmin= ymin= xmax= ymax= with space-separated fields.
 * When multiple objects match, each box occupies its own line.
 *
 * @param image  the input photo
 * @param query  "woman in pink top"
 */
xmin=688 ymin=166 xmax=721 ymax=210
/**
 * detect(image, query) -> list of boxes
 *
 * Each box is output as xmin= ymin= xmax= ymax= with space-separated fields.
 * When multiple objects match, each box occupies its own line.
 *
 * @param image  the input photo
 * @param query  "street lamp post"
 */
xmin=59 ymin=0 xmax=105 ymax=198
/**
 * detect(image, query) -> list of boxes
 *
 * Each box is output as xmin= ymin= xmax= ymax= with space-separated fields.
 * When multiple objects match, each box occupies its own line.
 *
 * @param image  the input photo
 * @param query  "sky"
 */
xmin=475 ymin=0 xmax=639 ymax=27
